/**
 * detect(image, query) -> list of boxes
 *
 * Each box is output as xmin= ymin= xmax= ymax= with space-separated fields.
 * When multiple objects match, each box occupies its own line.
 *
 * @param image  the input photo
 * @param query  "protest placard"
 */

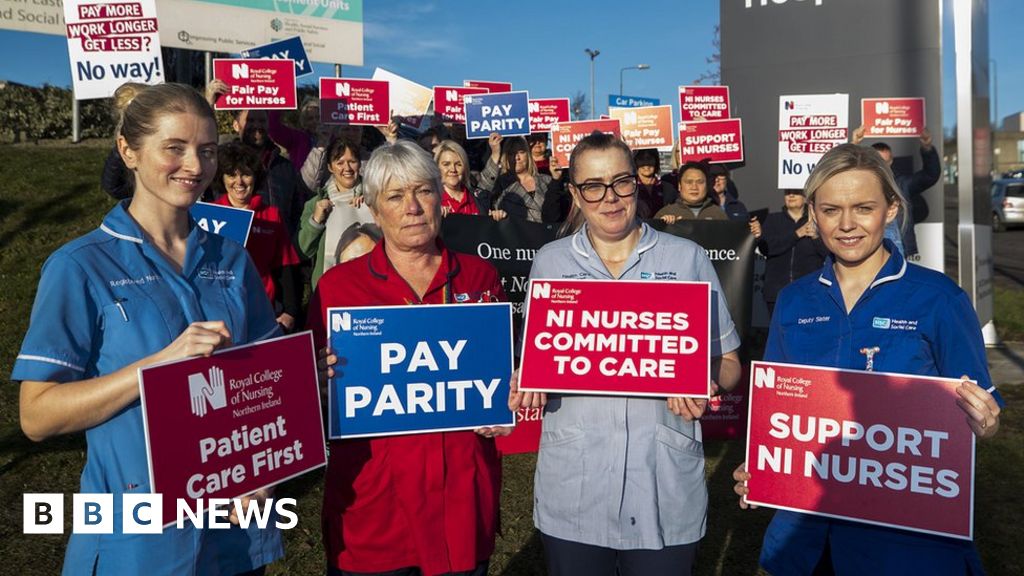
xmin=528 ymin=98 xmax=571 ymax=133
xmin=678 ymin=118 xmax=745 ymax=164
xmin=433 ymin=85 xmax=488 ymax=123
xmin=550 ymin=118 xmax=622 ymax=167
xmin=609 ymin=105 xmax=674 ymax=151
xmin=372 ymin=67 xmax=432 ymax=129
xmin=778 ymin=94 xmax=849 ymax=189
xmin=678 ymin=85 xmax=731 ymax=121
xmin=463 ymin=91 xmax=531 ymax=139
xmin=327 ymin=304 xmax=515 ymax=439
xmin=190 ymin=202 xmax=254 ymax=247
xmin=139 ymin=331 xmax=326 ymax=526
xmin=212 ymin=58 xmax=297 ymax=110
xmin=861 ymin=97 xmax=926 ymax=138
xmin=320 ymin=78 xmax=389 ymax=126
xmin=241 ymin=36 xmax=312 ymax=78
xmin=745 ymin=361 xmax=975 ymax=540
xmin=63 ymin=0 xmax=163 ymax=99
xmin=519 ymin=280 xmax=711 ymax=397
xmin=464 ymin=79 xmax=513 ymax=93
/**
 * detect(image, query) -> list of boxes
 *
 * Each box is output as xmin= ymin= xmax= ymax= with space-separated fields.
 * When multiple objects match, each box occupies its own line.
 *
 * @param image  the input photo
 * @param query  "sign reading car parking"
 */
xmin=327 ymin=304 xmax=515 ymax=438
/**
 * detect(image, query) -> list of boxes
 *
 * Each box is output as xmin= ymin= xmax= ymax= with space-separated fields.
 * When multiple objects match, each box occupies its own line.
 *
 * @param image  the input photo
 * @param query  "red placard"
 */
xmin=519 ymin=280 xmax=711 ymax=397
xmin=139 ymin=331 xmax=327 ymax=526
xmin=679 ymin=85 xmax=731 ymax=121
xmin=319 ymin=78 xmax=390 ymax=126
xmin=550 ymin=118 xmax=622 ymax=167
xmin=701 ymin=365 xmax=749 ymax=440
xmin=609 ymin=105 xmax=674 ymax=151
xmin=745 ymin=361 xmax=975 ymax=540
xmin=464 ymin=79 xmax=513 ymax=93
xmin=495 ymin=407 xmax=543 ymax=455
xmin=861 ymin=97 xmax=926 ymax=138
xmin=432 ymin=85 xmax=488 ymax=123
xmin=678 ymin=118 xmax=744 ymax=164
xmin=528 ymin=98 xmax=571 ymax=133
xmin=212 ymin=58 xmax=297 ymax=110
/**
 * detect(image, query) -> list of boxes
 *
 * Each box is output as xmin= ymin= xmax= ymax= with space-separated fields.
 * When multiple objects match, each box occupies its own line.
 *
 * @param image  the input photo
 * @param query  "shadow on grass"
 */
xmin=0 ymin=183 xmax=93 ymax=251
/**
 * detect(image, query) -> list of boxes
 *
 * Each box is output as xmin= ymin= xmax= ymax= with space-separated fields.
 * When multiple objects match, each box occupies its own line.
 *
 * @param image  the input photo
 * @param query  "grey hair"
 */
xmin=362 ymin=139 xmax=442 ymax=209
xmin=433 ymin=139 xmax=472 ymax=191
xmin=804 ymin=143 xmax=907 ymax=227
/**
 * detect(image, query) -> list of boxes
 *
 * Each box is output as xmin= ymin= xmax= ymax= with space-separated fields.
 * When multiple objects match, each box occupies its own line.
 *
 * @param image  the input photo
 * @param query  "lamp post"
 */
xmin=990 ymin=58 xmax=998 ymax=128
xmin=585 ymin=48 xmax=600 ymax=119
xmin=619 ymin=64 xmax=651 ymax=96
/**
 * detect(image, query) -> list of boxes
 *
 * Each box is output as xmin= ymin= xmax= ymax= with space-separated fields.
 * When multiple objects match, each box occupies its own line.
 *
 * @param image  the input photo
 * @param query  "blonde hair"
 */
xmin=114 ymin=82 xmax=215 ymax=150
xmin=434 ymin=140 xmax=472 ymax=191
xmin=804 ymin=143 xmax=906 ymax=226
xmin=362 ymin=140 xmax=441 ymax=209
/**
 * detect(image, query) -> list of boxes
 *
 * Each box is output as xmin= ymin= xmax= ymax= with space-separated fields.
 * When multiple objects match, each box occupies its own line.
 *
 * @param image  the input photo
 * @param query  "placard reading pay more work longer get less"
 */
xmin=327 ymin=303 xmax=515 ymax=439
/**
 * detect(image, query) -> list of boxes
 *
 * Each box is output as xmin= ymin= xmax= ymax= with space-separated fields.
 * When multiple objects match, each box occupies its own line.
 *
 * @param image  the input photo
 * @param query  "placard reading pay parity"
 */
xmin=327 ymin=304 xmax=515 ymax=439
xmin=519 ymin=280 xmax=711 ymax=397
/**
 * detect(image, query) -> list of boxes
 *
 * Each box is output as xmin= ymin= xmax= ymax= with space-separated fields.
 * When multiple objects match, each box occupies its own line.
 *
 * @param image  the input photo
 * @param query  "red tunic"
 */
xmin=214 ymin=194 xmax=300 ymax=302
xmin=441 ymin=186 xmax=480 ymax=216
xmin=307 ymin=239 xmax=505 ymax=575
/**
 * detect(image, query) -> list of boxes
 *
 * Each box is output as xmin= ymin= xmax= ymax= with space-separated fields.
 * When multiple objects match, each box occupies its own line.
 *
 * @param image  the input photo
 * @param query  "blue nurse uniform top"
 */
xmin=760 ymin=239 xmax=1003 ymax=576
xmin=11 ymin=201 xmax=284 ymax=576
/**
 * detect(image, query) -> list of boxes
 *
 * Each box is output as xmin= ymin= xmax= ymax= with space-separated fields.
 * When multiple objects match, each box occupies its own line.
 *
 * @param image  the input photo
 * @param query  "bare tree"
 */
xmin=571 ymin=90 xmax=588 ymax=121
xmin=694 ymin=24 xmax=721 ymax=85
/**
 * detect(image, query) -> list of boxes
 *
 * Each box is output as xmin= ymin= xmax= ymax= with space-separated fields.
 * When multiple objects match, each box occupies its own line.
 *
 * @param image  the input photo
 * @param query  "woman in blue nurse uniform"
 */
xmin=12 ymin=83 xmax=283 ymax=576
xmin=733 ymin=144 xmax=1004 ymax=576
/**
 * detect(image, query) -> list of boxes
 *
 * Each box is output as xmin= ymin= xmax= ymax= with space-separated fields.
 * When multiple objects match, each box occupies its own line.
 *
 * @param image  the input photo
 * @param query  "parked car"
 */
xmin=991 ymin=178 xmax=1024 ymax=231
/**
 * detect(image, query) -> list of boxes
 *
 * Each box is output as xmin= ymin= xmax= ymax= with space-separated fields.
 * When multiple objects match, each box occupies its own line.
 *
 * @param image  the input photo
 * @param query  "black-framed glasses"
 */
xmin=573 ymin=175 xmax=638 ymax=203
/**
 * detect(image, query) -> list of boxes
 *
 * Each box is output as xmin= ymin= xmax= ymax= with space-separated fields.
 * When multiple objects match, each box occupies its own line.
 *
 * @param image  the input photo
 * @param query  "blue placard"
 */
xmin=240 ymin=36 xmax=313 ymax=78
xmin=327 ymin=303 xmax=515 ymax=439
xmin=463 ymin=90 xmax=531 ymax=139
xmin=190 ymin=202 xmax=255 ymax=247
xmin=608 ymin=94 xmax=661 ymax=108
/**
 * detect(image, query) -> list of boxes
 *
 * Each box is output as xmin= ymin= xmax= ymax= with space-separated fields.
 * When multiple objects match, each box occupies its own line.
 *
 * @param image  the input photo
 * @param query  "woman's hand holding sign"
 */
xmin=956 ymin=375 xmax=1001 ymax=439
xmin=508 ymin=369 xmax=546 ymax=412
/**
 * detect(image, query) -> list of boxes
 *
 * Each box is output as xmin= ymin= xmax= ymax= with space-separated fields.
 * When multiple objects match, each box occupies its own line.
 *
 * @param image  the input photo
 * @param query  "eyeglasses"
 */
xmin=573 ymin=175 xmax=638 ymax=203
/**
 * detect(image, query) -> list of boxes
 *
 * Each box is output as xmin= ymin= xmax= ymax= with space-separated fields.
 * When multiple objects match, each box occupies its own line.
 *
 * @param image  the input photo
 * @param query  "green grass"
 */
xmin=0 ymin=145 xmax=1020 ymax=575
xmin=994 ymin=287 xmax=1024 ymax=342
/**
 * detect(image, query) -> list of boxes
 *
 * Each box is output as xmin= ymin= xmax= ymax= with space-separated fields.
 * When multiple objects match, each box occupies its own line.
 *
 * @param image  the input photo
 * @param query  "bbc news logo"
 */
xmin=754 ymin=365 xmax=776 ymax=389
xmin=189 ymin=367 xmax=227 ymax=417
xmin=23 ymin=494 xmax=298 ymax=534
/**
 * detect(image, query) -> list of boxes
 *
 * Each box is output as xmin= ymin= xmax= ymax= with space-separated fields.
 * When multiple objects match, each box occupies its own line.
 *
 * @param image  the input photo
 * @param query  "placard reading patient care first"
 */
xmin=519 ymin=280 xmax=711 ymax=397
xmin=745 ymin=361 xmax=975 ymax=540
xmin=139 ymin=332 xmax=326 ymax=527
xmin=327 ymin=304 xmax=515 ymax=438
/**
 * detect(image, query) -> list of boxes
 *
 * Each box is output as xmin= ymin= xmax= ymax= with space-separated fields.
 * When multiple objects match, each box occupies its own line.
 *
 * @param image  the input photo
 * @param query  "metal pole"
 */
xmin=619 ymin=68 xmax=624 ymax=97
xmin=71 ymin=96 xmax=81 ymax=143
xmin=590 ymin=57 xmax=595 ymax=119
xmin=204 ymin=52 xmax=212 ymax=85
xmin=990 ymin=58 xmax=997 ymax=128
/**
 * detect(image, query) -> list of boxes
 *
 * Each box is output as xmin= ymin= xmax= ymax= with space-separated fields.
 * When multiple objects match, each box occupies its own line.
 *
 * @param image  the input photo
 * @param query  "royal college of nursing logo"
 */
xmin=753 ymin=365 xmax=776 ymax=389
xmin=531 ymin=282 xmax=551 ymax=299
xmin=188 ymin=367 xmax=227 ymax=417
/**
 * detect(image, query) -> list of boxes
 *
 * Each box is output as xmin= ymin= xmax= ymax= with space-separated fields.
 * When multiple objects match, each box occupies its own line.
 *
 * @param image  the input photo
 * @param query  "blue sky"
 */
xmin=1 ymin=0 xmax=1022 ymax=129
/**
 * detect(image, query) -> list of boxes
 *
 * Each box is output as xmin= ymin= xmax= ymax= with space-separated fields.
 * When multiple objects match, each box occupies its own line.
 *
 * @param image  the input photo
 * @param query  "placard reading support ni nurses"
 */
xmin=320 ymin=78 xmax=389 ymax=126
xmin=190 ymin=202 xmax=254 ymax=247
xmin=778 ymin=93 xmax=849 ymax=189
xmin=212 ymin=58 xmax=297 ymax=110
xmin=464 ymin=80 xmax=513 ymax=93
xmin=679 ymin=86 xmax=731 ymax=121
xmin=745 ymin=361 xmax=975 ymax=540
xmin=327 ymin=304 xmax=515 ymax=439
xmin=861 ymin=97 xmax=926 ymax=138
xmin=519 ymin=280 xmax=711 ymax=397
xmin=433 ymin=85 xmax=488 ymax=123
xmin=609 ymin=105 xmax=674 ymax=151
xmin=463 ymin=91 xmax=531 ymax=139
xmin=63 ymin=0 xmax=164 ymax=100
xmin=550 ymin=119 xmax=622 ymax=167
xmin=139 ymin=332 xmax=327 ymax=527
xmin=678 ymin=118 xmax=745 ymax=164
xmin=528 ymin=98 xmax=571 ymax=133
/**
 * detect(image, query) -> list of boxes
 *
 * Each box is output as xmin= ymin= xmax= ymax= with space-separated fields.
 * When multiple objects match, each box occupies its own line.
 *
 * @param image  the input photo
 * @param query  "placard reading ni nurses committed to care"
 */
xmin=463 ymin=91 xmax=531 ymax=139
xmin=745 ymin=361 xmax=975 ymax=540
xmin=519 ymin=280 xmax=712 ymax=397
xmin=139 ymin=332 xmax=327 ymax=527
xmin=327 ymin=304 xmax=515 ymax=439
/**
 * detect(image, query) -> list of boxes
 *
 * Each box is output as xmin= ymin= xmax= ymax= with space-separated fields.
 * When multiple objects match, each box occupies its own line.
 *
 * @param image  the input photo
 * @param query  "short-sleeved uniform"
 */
xmin=307 ymin=239 xmax=505 ymax=576
xmin=11 ymin=202 xmax=283 ymax=576
xmin=528 ymin=223 xmax=742 ymax=549
xmin=761 ymin=240 xmax=1004 ymax=576
xmin=213 ymin=194 xmax=300 ymax=302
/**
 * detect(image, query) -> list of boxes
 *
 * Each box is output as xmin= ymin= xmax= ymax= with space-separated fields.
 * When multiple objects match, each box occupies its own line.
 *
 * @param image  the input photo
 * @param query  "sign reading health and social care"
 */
xmin=241 ymin=36 xmax=312 ymax=78
xmin=464 ymin=79 xmax=513 ymax=93
xmin=519 ymin=280 xmax=711 ymax=397
xmin=608 ymin=94 xmax=660 ymax=108
xmin=190 ymin=202 xmax=254 ymax=247
xmin=433 ymin=85 xmax=488 ymax=124
xmin=139 ymin=332 xmax=327 ymax=527
xmin=778 ymin=94 xmax=849 ymax=189
xmin=528 ymin=98 xmax=571 ymax=133
xmin=678 ymin=86 xmax=731 ymax=121
xmin=63 ymin=0 xmax=164 ymax=100
xmin=372 ymin=67 xmax=432 ymax=129
xmin=550 ymin=119 xmax=622 ymax=167
xmin=327 ymin=304 xmax=515 ymax=439
xmin=463 ymin=91 xmax=531 ymax=140
xmin=678 ymin=118 xmax=745 ymax=164
xmin=212 ymin=58 xmax=297 ymax=110
xmin=745 ymin=361 xmax=975 ymax=540
xmin=320 ymin=78 xmax=389 ymax=126
xmin=609 ymin=105 xmax=674 ymax=151
xmin=861 ymin=97 xmax=926 ymax=138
